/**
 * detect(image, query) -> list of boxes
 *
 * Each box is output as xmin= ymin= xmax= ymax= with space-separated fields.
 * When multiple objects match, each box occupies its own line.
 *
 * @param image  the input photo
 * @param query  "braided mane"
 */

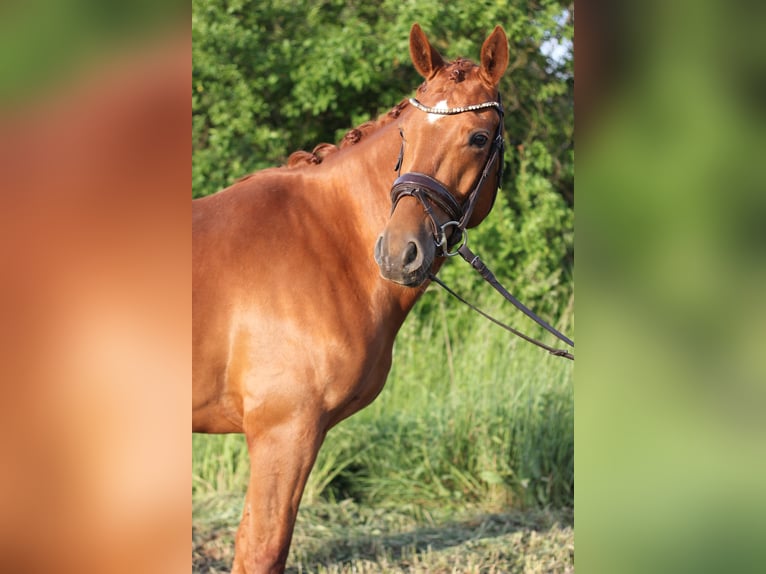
xmin=285 ymin=99 xmax=409 ymax=168
xmin=283 ymin=57 xmax=478 ymax=168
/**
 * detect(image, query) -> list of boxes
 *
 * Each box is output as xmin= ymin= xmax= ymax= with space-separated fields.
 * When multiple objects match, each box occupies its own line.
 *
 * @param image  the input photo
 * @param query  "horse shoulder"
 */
xmin=193 ymin=166 xmax=389 ymax=431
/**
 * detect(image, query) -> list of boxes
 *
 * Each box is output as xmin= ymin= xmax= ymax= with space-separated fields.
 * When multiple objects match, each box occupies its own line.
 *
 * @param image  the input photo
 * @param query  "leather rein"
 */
xmin=390 ymin=96 xmax=575 ymax=361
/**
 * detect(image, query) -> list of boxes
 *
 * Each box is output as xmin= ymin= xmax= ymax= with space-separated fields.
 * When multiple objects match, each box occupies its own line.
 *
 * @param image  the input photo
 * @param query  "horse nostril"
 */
xmin=403 ymin=241 xmax=419 ymax=268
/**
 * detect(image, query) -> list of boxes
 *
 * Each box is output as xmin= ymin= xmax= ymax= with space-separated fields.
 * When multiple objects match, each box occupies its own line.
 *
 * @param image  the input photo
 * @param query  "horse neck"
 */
xmin=319 ymin=114 xmax=436 ymax=326
xmin=332 ymin=119 xmax=402 ymax=212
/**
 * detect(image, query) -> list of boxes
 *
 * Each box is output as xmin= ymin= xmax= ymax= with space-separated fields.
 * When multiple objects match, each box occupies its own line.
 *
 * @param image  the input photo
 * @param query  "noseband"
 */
xmin=390 ymin=96 xmax=505 ymax=256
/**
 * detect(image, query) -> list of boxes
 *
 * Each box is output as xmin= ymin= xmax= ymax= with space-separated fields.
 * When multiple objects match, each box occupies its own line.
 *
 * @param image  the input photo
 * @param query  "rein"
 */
xmin=431 ymin=241 xmax=575 ymax=360
xmin=429 ymin=273 xmax=574 ymax=360
xmin=391 ymin=95 xmax=575 ymax=361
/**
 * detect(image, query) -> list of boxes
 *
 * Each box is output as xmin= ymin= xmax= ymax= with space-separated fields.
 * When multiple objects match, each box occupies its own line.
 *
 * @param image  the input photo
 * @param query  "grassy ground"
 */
xmin=193 ymin=287 xmax=574 ymax=572
xmin=193 ymin=497 xmax=573 ymax=573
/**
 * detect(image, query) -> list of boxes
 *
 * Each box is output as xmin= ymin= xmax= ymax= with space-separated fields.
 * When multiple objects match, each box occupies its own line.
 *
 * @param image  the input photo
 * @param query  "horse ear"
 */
xmin=409 ymin=23 xmax=445 ymax=79
xmin=479 ymin=26 xmax=509 ymax=86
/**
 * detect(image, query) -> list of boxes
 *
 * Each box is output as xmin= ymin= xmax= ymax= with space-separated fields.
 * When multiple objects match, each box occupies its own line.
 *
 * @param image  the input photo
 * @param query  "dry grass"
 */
xmin=193 ymin=499 xmax=573 ymax=573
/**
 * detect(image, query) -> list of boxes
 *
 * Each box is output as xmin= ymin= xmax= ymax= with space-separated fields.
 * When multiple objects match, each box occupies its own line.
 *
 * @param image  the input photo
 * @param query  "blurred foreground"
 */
xmin=0 ymin=3 xmax=189 ymax=573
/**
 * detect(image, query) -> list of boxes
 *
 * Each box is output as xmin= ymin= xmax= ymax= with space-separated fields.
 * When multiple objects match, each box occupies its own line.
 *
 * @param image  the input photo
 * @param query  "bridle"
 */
xmin=387 ymin=94 xmax=575 ymax=360
xmin=390 ymin=96 xmax=505 ymax=257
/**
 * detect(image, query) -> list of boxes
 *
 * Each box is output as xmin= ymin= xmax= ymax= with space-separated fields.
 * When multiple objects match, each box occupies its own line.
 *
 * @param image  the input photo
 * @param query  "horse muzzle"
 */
xmin=374 ymin=227 xmax=434 ymax=287
xmin=375 ymin=173 xmax=463 ymax=287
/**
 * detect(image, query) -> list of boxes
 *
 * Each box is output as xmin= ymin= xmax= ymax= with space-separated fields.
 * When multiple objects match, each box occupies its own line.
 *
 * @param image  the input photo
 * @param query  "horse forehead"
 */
xmin=420 ymin=79 xmax=496 ymax=122
xmin=429 ymin=65 xmax=490 ymax=97
xmin=427 ymin=100 xmax=450 ymax=124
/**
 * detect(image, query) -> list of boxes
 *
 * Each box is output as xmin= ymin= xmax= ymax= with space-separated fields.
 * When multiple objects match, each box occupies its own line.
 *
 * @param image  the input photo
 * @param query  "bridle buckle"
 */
xmin=438 ymin=221 xmax=467 ymax=257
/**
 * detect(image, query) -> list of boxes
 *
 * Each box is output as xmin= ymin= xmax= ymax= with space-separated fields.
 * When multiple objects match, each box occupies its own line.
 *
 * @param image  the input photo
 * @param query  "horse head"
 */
xmin=374 ymin=23 xmax=509 ymax=287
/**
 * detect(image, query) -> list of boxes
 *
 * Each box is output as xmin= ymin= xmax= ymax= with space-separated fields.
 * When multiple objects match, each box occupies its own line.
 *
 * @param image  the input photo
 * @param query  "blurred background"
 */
xmin=577 ymin=0 xmax=766 ymax=573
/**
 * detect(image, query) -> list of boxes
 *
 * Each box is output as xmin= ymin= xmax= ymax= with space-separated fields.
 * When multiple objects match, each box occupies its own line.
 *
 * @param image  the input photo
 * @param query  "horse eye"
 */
xmin=470 ymin=133 xmax=489 ymax=148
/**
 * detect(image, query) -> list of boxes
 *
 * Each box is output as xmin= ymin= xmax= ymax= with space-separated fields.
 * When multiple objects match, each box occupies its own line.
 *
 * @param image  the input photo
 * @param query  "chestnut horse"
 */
xmin=193 ymin=24 xmax=509 ymax=573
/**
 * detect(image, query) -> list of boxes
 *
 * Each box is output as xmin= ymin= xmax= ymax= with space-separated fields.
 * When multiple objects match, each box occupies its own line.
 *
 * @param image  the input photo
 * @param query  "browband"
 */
xmin=409 ymin=98 xmax=503 ymax=115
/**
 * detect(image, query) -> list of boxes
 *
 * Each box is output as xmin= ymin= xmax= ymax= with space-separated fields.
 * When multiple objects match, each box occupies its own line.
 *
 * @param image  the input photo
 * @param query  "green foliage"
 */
xmin=192 ymin=0 xmax=573 ymax=319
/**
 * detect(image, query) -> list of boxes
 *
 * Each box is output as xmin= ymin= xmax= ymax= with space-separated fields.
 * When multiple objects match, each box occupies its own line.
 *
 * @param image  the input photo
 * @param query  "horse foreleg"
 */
xmin=231 ymin=414 xmax=324 ymax=574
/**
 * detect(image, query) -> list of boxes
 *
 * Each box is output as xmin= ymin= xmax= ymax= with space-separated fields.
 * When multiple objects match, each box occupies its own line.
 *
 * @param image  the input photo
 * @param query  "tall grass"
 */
xmin=192 ymin=286 xmax=573 ymax=512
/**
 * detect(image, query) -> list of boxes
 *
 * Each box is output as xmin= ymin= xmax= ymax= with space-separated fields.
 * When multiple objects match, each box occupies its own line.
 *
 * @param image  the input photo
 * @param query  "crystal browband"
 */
xmin=408 ymin=97 xmax=503 ymax=115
